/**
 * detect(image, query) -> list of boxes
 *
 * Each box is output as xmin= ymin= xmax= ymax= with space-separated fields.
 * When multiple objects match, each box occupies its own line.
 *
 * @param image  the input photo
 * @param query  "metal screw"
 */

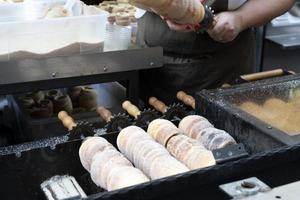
xmin=52 ymin=72 xmax=57 ymax=77
xmin=150 ymin=62 xmax=155 ymax=66
xmin=15 ymin=152 xmax=21 ymax=158
xmin=241 ymin=181 xmax=256 ymax=189
xmin=103 ymin=66 xmax=108 ymax=72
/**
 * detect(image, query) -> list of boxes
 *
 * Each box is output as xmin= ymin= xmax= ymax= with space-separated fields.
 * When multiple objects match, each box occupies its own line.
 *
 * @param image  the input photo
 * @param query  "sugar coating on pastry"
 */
xmin=117 ymin=126 xmax=152 ymax=154
xmin=166 ymin=134 xmax=215 ymax=169
xmin=184 ymin=145 xmax=216 ymax=169
xmin=117 ymin=125 xmax=188 ymax=179
xmin=138 ymin=142 xmax=170 ymax=176
xmin=106 ymin=165 xmax=149 ymax=191
xmin=189 ymin=120 xmax=214 ymax=139
xmin=198 ymin=128 xmax=236 ymax=150
xmin=79 ymin=137 xmax=114 ymax=171
xmin=167 ymin=135 xmax=195 ymax=161
xmin=90 ymin=150 xmax=133 ymax=189
xmin=147 ymin=119 xmax=181 ymax=146
xmin=131 ymin=140 xmax=158 ymax=169
xmin=179 ymin=115 xmax=212 ymax=138
xmin=140 ymin=147 xmax=169 ymax=176
xmin=125 ymin=133 xmax=153 ymax=162
xmin=149 ymin=155 xmax=189 ymax=179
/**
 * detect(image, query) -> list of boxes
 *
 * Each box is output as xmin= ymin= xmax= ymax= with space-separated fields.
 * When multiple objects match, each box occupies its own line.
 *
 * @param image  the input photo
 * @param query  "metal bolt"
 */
xmin=15 ymin=152 xmax=21 ymax=158
xmin=150 ymin=62 xmax=155 ymax=66
xmin=103 ymin=66 xmax=108 ymax=72
xmin=241 ymin=181 xmax=256 ymax=189
xmin=52 ymin=72 xmax=57 ymax=77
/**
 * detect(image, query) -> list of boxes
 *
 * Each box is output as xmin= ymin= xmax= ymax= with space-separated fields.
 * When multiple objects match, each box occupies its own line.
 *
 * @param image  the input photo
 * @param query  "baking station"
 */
xmin=0 ymin=0 xmax=300 ymax=200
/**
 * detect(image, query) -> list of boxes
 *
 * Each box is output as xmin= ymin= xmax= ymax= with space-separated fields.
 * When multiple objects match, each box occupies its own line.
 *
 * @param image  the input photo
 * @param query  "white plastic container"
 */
xmin=0 ymin=3 xmax=25 ymax=22
xmin=0 ymin=10 xmax=108 ymax=61
xmin=23 ymin=0 xmax=65 ymax=20
xmin=104 ymin=23 xmax=131 ymax=52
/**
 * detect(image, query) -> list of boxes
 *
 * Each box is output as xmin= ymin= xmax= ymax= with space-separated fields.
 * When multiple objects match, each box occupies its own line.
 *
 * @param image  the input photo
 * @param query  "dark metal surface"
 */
xmin=0 ymin=121 xmax=251 ymax=200
xmin=135 ymin=109 xmax=160 ymax=127
xmin=162 ymin=103 xmax=188 ymax=120
xmin=69 ymin=121 xmax=96 ymax=140
xmin=105 ymin=114 xmax=132 ymax=132
xmin=213 ymin=143 xmax=248 ymax=164
xmin=263 ymin=40 xmax=300 ymax=73
xmin=8 ymin=95 xmax=103 ymax=142
xmin=266 ymin=33 xmax=300 ymax=49
xmin=0 ymin=47 xmax=163 ymax=104
xmin=89 ymin=143 xmax=300 ymax=200
xmin=262 ymin=21 xmax=300 ymax=72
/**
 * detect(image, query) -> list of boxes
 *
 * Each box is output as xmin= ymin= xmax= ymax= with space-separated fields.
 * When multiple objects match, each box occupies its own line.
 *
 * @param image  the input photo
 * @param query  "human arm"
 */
xmin=208 ymin=0 xmax=295 ymax=42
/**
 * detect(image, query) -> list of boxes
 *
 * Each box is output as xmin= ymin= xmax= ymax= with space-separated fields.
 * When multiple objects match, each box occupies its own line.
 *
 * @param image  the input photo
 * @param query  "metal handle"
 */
xmin=149 ymin=97 xmax=168 ymax=113
xmin=122 ymin=100 xmax=141 ymax=119
xmin=96 ymin=106 xmax=113 ymax=123
xmin=58 ymin=111 xmax=76 ymax=131
xmin=240 ymin=69 xmax=284 ymax=82
xmin=176 ymin=91 xmax=196 ymax=109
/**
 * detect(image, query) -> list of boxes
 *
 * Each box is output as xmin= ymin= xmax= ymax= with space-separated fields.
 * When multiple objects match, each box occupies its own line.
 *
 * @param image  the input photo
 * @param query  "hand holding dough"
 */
xmin=128 ymin=0 xmax=205 ymax=25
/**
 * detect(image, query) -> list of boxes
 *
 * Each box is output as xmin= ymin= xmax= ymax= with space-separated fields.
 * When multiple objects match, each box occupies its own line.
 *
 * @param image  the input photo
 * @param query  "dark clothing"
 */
xmin=137 ymin=12 xmax=255 ymax=104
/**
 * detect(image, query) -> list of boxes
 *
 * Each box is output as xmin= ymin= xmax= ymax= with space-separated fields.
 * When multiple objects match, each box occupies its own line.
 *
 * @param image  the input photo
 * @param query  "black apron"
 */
xmin=137 ymin=12 xmax=255 ymax=104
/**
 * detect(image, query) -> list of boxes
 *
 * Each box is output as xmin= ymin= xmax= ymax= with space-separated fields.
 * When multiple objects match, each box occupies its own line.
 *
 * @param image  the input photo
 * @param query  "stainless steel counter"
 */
xmin=262 ymin=4 xmax=300 ymax=72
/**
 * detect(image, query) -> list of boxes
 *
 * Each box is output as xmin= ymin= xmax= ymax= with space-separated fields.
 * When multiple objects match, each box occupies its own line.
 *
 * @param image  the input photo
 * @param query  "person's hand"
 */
xmin=162 ymin=0 xmax=206 ymax=32
xmin=165 ymin=20 xmax=195 ymax=32
xmin=207 ymin=11 xmax=244 ymax=43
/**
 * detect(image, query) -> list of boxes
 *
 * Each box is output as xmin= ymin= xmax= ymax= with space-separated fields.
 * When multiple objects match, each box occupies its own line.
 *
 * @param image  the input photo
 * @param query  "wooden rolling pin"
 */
xmin=148 ymin=97 xmax=168 ymax=114
xmin=177 ymin=91 xmax=196 ymax=109
xmin=149 ymin=97 xmax=188 ymax=120
xmin=129 ymin=0 xmax=205 ymax=25
xmin=122 ymin=101 xmax=159 ymax=126
xmin=96 ymin=106 xmax=113 ymax=123
xmin=58 ymin=111 xmax=76 ymax=131
xmin=96 ymin=106 xmax=132 ymax=132
xmin=122 ymin=101 xmax=141 ymax=119
xmin=240 ymin=69 xmax=285 ymax=82
xmin=222 ymin=69 xmax=296 ymax=87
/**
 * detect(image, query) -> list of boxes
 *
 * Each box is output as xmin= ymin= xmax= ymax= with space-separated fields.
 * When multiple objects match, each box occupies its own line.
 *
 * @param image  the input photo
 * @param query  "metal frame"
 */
xmin=0 ymin=47 xmax=164 ymax=104
xmin=196 ymin=74 xmax=300 ymax=153
xmin=1 ymin=129 xmax=300 ymax=200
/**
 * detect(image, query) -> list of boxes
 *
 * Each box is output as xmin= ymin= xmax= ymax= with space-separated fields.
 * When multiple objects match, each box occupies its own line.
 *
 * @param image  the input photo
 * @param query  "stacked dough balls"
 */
xmin=79 ymin=136 xmax=149 ymax=191
xmin=179 ymin=115 xmax=236 ymax=150
xmin=99 ymin=0 xmax=136 ymax=25
xmin=148 ymin=119 xmax=216 ymax=170
xmin=128 ymin=0 xmax=204 ymax=25
xmin=117 ymin=126 xmax=189 ymax=180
